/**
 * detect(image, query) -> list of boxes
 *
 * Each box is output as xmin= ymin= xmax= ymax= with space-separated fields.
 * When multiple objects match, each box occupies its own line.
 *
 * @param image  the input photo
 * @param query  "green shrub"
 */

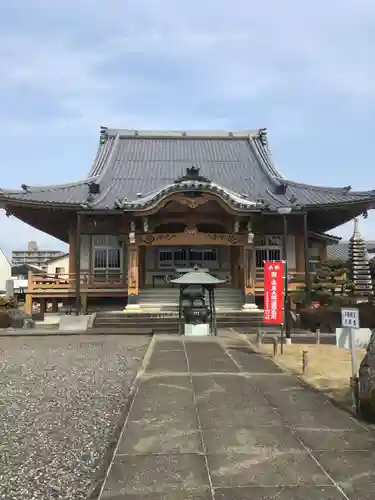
xmin=0 ymin=295 xmax=18 ymax=309
xmin=300 ymin=302 xmax=375 ymax=332
xmin=0 ymin=311 xmax=12 ymax=328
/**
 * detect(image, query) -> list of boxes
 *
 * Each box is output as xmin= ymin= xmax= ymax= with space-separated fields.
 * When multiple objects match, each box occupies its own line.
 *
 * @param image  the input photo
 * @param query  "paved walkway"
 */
xmin=99 ymin=335 xmax=375 ymax=499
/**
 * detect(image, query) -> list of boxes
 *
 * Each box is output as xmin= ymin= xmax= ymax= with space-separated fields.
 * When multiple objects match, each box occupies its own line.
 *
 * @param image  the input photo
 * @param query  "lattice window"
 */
xmin=174 ymin=249 xmax=187 ymax=265
xmin=255 ymin=248 xmax=282 ymax=268
xmin=157 ymin=247 xmax=219 ymax=269
xmin=92 ymin=235 xmax=121 ymax=282
xmin=159 ymin=250 xmax=174 ymax=268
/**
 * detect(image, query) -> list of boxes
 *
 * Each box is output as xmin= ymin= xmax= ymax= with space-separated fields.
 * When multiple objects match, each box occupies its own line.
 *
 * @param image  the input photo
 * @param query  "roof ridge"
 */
xmin=246 ymin=136 xmax=283 ymax=184
xmin=103 ymin=128 xmax=261 ymax=139
xmin=90 ymin=135 xmax=121 ymax=208
xmin=87 ymin=135 xmax=116 ymax=177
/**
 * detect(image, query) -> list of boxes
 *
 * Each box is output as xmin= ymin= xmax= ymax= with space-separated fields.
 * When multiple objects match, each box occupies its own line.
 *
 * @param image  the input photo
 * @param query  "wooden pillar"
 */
xmin=122 ymin=242 xmax=127 ymax=286
xmin=139 ymin=246 xmax=146 ymax=288
xmin=39 ymin=298 xmax=46 ymax=318
xmin=295 ymin=233 xmax=305 ymax=273
xmin=81 ymin=293 xmax=88 ymax=315
xmin=75 ymin=214 xmax=82 ymax=315
xmin=51 ymin=300 xmax=58 ymax=313
xmin=68 ymin=227 xmax=77 ymax=286
xmin=243 ymin=245 xmax=258 ymax=310
xmin=124 ymin=244 xmax=141 ymax=310
xmin=319 ymin=243 xmax=327 ymax=263
xmin=25 ymin=270 xmax=33 ymax=315
xmin=230 ymin=246 xmax=239 ymax=288
xmin=25 ymin=294 xmax=33 ymax=315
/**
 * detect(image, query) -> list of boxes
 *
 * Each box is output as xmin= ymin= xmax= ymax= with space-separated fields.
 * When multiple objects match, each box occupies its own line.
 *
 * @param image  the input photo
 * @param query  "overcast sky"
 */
xmin=0 ymin=0 xmax=374 ymax=256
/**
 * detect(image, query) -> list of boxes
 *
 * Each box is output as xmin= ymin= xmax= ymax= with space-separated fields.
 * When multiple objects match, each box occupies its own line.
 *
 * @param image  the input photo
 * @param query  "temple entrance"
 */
xmin=158 ymin=246 xmax=219 ymax=270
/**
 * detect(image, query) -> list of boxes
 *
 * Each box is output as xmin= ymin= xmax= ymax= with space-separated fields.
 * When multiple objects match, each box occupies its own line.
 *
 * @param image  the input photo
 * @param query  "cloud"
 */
xmin=0 ymin=0 xmax=374 ymax=136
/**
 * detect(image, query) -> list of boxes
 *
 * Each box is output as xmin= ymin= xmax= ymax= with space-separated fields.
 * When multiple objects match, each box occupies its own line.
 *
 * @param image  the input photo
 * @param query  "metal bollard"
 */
xmin=302 ymin=350 xmax=308 ymax=373
xmin=256 ymin=328 xmax=263 ymax=347
xmin=271 ymin=336 xmax=278 ymax=356
xmin=316 ymin=328 xmax=321 ymax=345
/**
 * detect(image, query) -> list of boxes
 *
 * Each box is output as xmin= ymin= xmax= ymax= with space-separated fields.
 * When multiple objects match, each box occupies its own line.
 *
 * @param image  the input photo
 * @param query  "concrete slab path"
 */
xmin=98 ymin=336 xmax=375 ymax=499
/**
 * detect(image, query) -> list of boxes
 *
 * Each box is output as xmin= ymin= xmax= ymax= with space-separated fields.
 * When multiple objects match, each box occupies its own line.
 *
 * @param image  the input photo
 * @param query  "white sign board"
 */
xmin=336 ymin=327 xmax=372 ymax=349
xmin=341 ymin=307 xmax=360 ymax=329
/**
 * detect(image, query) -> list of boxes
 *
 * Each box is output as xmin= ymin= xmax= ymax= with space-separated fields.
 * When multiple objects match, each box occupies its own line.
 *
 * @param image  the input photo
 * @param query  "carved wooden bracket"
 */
xmin=138 ymin=232 xmax=246 ymax=246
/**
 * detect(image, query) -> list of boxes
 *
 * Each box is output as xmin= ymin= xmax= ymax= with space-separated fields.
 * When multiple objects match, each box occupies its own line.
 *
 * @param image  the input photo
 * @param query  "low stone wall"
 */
xmin=58 ymin=314 xmax=93 ymax=332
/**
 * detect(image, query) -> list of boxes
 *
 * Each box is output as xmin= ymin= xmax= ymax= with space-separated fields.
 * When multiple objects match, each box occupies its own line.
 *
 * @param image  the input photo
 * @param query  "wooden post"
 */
xmin=295 ymin=233 xmax=305 ymax=273
xmin=125 ymin=244 xmax=140 ymax=310
xmin=316 ymin=328 xmax=321 ymax=344
xmin=242 ymin=245 xmax=257 ymax=310
xmin=303 ymin=212 xmax=311 ymax=305
xmin=272 ymin=336 xmax=278 ymax=356
xmin=81 ymin=293 xmax=88 ymax=315
xmin=75 ymin=214 xmax=81 ymax=315
xmin=319 ymin=243 xmax=328 ymax=263
xmin=302 ymin=350 xmax=308 ymax=373
xmin=25 ymin=270 xmax=33 ymax=315
xmin=122 ymin=241 xmax=127 ymax=286
xmin=68 ymin=227 xmax=77 ymax=287
xmin=39 ymin=298 xmax=46 ymax=318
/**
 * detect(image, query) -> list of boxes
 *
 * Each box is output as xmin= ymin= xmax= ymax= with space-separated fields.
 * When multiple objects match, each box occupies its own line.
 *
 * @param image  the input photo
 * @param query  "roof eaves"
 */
xmin=284 ymin=179 xmax=375 ymax=197
xmin=0 ymin=177 xmax=97 ymax=196
xmin=303 ymin=195 xmax=375 ymax=209
xmin=0 ymin=197 xmax=83 ymax=209
xmin=308 ymin=231 xmax=342 ymax=243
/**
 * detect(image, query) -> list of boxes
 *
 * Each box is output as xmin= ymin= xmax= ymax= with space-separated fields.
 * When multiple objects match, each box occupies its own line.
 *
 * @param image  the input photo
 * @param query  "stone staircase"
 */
xmin=138 ymin=287 xmax=245 ymax=312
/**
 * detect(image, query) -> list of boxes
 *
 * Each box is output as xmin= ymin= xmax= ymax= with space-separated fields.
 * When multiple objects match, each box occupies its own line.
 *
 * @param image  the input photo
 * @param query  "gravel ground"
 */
xmin=0 ymin=335 xmax=150 ymax=500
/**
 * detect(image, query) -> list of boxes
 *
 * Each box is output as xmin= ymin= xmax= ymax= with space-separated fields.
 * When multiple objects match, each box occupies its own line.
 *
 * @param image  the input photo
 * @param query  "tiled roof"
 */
xmin=328 ymin=241 xmax=375 ymax=261
xmin=1 ymin=129 xmax=375 ymax=213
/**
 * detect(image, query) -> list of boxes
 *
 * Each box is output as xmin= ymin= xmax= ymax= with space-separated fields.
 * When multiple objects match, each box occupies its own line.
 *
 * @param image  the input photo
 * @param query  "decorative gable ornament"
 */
xmin=184 ymin=225 xmax=198 ymax=235
xmin=247 ymin=221 xmax=254 ymax=244
xmin=174 ymin=165 xmax=211 ymax=184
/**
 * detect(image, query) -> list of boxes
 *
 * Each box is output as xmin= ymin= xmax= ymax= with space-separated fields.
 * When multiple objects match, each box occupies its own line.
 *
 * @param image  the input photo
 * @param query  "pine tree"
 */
xmin=291 ymin=259 xmax=351 ymax=306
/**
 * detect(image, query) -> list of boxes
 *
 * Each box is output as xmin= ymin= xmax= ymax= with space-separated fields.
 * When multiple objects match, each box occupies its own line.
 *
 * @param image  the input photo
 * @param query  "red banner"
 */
xmin=263 ymin=261 xmax=284 ymax=325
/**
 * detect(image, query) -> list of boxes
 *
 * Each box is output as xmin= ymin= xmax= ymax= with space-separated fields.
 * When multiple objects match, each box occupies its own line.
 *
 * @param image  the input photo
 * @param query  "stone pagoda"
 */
xmin=348 ymin=217 xmax=373 ymax=301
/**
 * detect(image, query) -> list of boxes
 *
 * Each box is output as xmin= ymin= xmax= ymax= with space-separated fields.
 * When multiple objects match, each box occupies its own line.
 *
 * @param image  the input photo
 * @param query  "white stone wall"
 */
xmin=46 ymin=255 xmax=70 ymax=275
xmin=0 ymin=249 xmax=11 ymax=293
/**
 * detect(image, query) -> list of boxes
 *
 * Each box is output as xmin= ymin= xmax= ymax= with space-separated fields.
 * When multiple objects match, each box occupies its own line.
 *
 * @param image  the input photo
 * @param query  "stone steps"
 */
xmin=138 ymin=287 xmax=245 ymax=311
xmin=92 ymin=310 xmax=264 ymax=333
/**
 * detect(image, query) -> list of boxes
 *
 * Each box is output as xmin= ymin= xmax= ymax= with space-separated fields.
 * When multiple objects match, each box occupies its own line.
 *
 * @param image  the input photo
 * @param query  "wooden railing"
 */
xmin=28 ymin=271 xmax=128 ymax=292
xmin=28 ymin=270 xmax=347 ymax=293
